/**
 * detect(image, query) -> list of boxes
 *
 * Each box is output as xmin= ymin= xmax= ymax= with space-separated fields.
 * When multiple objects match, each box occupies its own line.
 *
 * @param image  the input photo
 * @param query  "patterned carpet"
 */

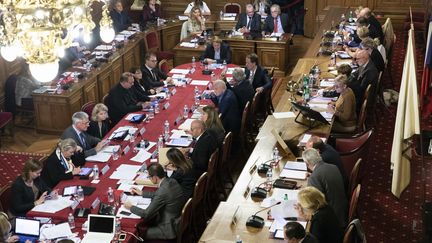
xmin=0 ymin=151 xmax=47 ymax=187
xmin=358 ymin=31 xmax=431 ymax=242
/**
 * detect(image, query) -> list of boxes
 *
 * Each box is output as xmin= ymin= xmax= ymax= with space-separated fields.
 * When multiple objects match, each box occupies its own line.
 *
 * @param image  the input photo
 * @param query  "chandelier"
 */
xmin=0 ymin=0 xmax=115 ymax=82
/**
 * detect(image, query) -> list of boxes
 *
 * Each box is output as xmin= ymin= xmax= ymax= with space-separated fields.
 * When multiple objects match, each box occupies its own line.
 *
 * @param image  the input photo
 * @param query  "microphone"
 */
xmin=246 ymin=201 xmax=282 ymax=228
xmin=72 ymin=195 xmax=90 ymax=218
xmin=251 ymin=179 xmax=276 ymax=199
xmin=257 ymin=159 xmax=274 ymax=174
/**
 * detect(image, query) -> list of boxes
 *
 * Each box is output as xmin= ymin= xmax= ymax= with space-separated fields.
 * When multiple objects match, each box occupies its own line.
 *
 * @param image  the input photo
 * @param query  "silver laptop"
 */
xmin=81 ymin=214 xmax=115 ymax=243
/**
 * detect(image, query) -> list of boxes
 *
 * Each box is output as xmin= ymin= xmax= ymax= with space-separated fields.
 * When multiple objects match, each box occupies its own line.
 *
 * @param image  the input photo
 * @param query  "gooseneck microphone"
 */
xmin=246 ymin=201 xmax=281 ymax=228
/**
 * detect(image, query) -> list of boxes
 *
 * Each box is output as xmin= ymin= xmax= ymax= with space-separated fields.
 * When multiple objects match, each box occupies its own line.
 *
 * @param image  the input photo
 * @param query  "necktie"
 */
xmin=249 ymin=71 xmax=254 ymax=84
xmin=151 ymin=69 xmax=157 ymax=81
xmin=246 ymin=17 xmax=252 ymax=29
xmin=274 ymin=17 xmax=278 ymax=33
xmin=79 ymin=133 xmax=87 ymax=149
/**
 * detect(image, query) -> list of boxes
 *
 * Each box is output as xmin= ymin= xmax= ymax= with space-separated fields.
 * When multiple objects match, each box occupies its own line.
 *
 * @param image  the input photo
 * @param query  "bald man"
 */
xmin=235 ymin=4 xmax=262 ymax=36
xmin=189 ymin=119 xmax=217 ymax=173
xmin=358 ymin=7 xmax=384 ymax=44
xmin=353 ymin=50 xmax=378 ymax=108
xmin=211 ymin=80 xmax=241 ymax=133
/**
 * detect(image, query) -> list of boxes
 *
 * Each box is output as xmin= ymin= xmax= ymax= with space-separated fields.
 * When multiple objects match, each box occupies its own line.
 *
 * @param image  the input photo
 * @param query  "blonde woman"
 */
xmin=0 ymin=212 xmax=31 ymax=242
xmin=294 ymin=187 xmax=343 ymax=243
xmin=328 ymin=75 xmax=357 ymax=133
xmin=186 ymin=6 xmax=206 ymax=37
xmin=88 ymin=103 xmax=110 ymax=139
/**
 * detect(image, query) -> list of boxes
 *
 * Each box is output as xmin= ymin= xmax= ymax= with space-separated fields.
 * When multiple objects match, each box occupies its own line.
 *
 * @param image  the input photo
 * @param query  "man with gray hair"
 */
xmin=263 ymin=4 xmax=290 ymax=35
xmin=61 ymin=111 xmax=107 ymax=165
xmin=303 ymin=148 xmax=348 ymax=228
xmin=235 ymin=4 xmax=262 ymax=36
xmin=230 ymin=68 xmax=254 ymax=111
xmin=211 ymin=80 xmax=241 ymax=133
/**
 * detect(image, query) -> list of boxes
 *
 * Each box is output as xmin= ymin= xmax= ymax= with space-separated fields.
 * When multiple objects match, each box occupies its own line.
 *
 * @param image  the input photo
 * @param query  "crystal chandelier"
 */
xmin=0 ymin=0 xmax=115 ymax=82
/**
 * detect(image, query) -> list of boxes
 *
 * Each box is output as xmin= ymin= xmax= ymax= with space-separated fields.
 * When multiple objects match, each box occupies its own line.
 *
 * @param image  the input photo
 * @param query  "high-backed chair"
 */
xmin=180 ymin=21 xmax=189 ymax=41
xmin=191 ymin=172 xmax=208 ymax=239
xmin=356 ymin=99 xmax=368 ymax=134
xmin=81 ymin=101 xmax=96 ymax=118
xmin=0 ymin=183 xmax=12 ymax=213
xmin=348 ymin=159 xmax=362 ymax=196
xmin=143 ymin=30 xmax=174 ymax=69
xmin=343 ymin=219 xmax=367 ymax=243
xmin=159 ymin=59 xmax=170 ymax=74
xmin=205 ymin=149 xmax=221 ymax=215
xmin=4 ymin=75 xmax=34 ymax=121
xmin=224 ymin=3 xmax=241 ymax=14
xmin=250 ymin=91 xmax=266 ymax=132
xmin=102 ymin=94 xmax=110 ymax=107
xmin=239 ymin=101 xmax=252 ymax=157
xmin=348 ymin=184 xmax=361 ymax=223
xmin=177 ymin=198 xmax=192 ymax=243
xmin=219 ymin=132 xmax=234 ymax=188
xmin=0 ymin=112 xmax=13 ymax=148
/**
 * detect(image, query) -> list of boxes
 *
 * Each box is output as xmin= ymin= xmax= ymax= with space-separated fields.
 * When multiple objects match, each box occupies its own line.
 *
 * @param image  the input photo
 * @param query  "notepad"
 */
xmin=284 ymin=161 xmax=307 ymax=171
xmin=190 ymin=80 xmax=209 ymax=86
xmin=165 ymin=138 xmax=192 ymax=147
xmin=178 ymin=119 xmax=195 ymax=130
xmin=279 ymin=169 xmax=308 ymax=180
xmin=109 ymin=170 xmax=137 ymax=180
xmin=130 ymin=149 xmax=152 ymax=163
xmin=272 ymin=112 xmax=296 ymax=119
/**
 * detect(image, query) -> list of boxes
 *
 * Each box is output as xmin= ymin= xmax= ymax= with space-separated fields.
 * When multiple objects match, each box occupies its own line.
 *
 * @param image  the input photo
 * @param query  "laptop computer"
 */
xmin=81 ymin=214 xmax=116 ymax=243
xmin=14 ymin=218 xmax=40 ymax=243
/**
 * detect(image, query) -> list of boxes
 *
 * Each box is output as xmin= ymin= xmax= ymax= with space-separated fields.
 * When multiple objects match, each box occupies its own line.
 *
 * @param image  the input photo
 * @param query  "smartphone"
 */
xmin=119 ymin=211 xmax=132 ymax=216
xmin=119 ymin=233 xmax=127 ymax=241
xmin=274 ymin=229 xmax=284 ymax=239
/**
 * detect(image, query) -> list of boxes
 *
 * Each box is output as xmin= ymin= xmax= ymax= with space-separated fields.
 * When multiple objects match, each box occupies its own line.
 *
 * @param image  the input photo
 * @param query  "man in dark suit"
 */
xmin=245 ymin=53 xmax=272 ymax=92
xmin=61 ymin=111 xmax=107 ymax=166
xmin=263 ymin=4 xmax=290 ymax=35
xmin=352 ymin=50 xmax=379 ymax=109
xmin=359 ymin=7 xmax=384 ymax=45
xmin=141 ymin=52 xmax=173 ymax=90
xmin=360 ymin=37 xmax=385 ymax=72
xmin=353 ymin=17 xmax=382 ymax=45
xmin=229 ymin=67 xmax=254 ymax=111
xmin=200 ymin=37 xmax=232 ymax=64
xmin=124 ymin=163 xmax=184 ymax=240
xmin=303 ymin=148 xmax=348 ymax=228
xmin=107 ymin=72 xmax=151 ymax=125
xmin=211 ymin=80 xmax=241 ymax=133
xmin=110 ymin=0 xmax=132 ymax=33
xmin=284 ymin=221 xmax=319 ymax=243
xmin=235 ymin=4 xmax=262 ymax=37
xmin=188 ymin=119 xmax=218 ymax=173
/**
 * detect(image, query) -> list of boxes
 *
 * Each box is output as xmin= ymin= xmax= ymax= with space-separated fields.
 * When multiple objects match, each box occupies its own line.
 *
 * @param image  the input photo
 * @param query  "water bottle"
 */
xmin=330 ymin=52 xmax=336 ymax=67
xmin=154 ymin=102 xmax=160 ymax=114
xmin=265 ymin=169 xmax=273 ymax=191
xmin=166 ymin=91 xmax=171 ymax=100
xmin=107 ymin=187 xmax=114 ymax=203
xmin=235 ymin=235 xmax=242 ymax=243
xmin=348 ymin=11 xmax=353 ymax=22
xmin=157 ymin=135 xmax=164 ymax=149
xmin=56 ymin=83 xmax=62 ymax=94
xmin=194 ymin=86 xmax=199 ymax=95
xmin=219 ymin=10 xmax=223 ymax=20
xmin=112 ymin=41 xmax=116 ymax=52
xmin=191 ymin=56 xmax=196 ymax=69
xmin=140 ymin=139 xmax=146 ymax=149
xmin=156 ymin=17 xmax=160 ymax=26
xmin=194 ymin=94 xmax=200 ymax=106
xmin=68 ymin=213 xmax=75 ymax=229
xmin=115 ymin=217 xmax=121 ymax=233
xmin=77 ymin=186 xmax=84 ymax=201
xmin=93 ymin=164 xmax=99 ymax=180
xmin=112 ymin=147 xmax=119 ymax=160
xmin=183 ymin=105 xmax=189 ymax=119
xmin=164 ymin=120 xmax=170 ymax=136
xmin=129 ymin=131 xmax=135 ymax=143
xmin=148 ymin=106 xmax=155 ymax=119
xmin=222 ymin=59 xmax=227 ymax=71
xmin=272 ymin=147 xmax=280 ymax=168
xmin=303 ymin=84 xmax=310 ymax=102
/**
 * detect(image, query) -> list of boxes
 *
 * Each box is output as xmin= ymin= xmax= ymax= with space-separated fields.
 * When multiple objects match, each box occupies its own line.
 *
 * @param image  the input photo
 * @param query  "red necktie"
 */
xmin=274 ymin=18 xmax=278 ymax=33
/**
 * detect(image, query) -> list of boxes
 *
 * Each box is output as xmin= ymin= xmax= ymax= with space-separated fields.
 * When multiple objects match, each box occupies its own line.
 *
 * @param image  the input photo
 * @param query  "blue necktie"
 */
xmin=79 ymin=133 xmax=87 ymax=149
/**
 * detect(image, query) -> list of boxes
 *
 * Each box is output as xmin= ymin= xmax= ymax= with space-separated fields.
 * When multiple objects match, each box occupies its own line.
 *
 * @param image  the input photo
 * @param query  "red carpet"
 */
xmin=358 ymin=31 xmax=430 ymax=242
xmin=0 ymin=151 xmax=47 ymax=187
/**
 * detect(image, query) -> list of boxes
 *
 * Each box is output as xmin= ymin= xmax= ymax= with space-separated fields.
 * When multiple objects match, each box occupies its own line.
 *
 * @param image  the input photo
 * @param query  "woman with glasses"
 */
xmin=88 ymin=103 xmax=110 ymax=139
xmin=10 ymin=159 xmax=52 ymax=217
xmin=41 ymin=139 xmax=81 ymax=189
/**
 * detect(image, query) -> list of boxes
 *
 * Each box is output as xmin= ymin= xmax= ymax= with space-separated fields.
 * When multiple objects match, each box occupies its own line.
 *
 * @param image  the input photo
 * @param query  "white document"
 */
xmin=86 ymin=152 xmax=111 ymax=163
xmin=116 ymin=164 xmax=142 ymax=173
xmin=170 ymin=69 xmax=190 ymax=74
xmin=320 ymin=112 xmax=334 ymax=121
xmin=271 ymin=199 xmax=297 ymax=218
xmin=117 ymin=184 xmax=143 ymax=192
xmin=172 ymin=74 xmax=186 ymax=79
xmin=310 ymin=96 xmax=334 ymax=103
xmin=32 ymin=197 xmax=74 ymax=214
xmin=170 ymin=130 xmax=192 ymax=139
xmin=178 ymin=15 xmax=188 ymax=21
xmin=180 ymin=42 xmax=196 ymax=48
xmin=101 ymin=145 xmax=121 ymax=153
xmin=190 ymin=80 xmax=209 ymax=86
xmin=178 ymin=119 xmax=195 ymax=130
xmin=279 ymin=169 xmax=308 ymax=180
xmin=320 ymin=80 xmax=335 ymax=87
xmin=272 ymin=112 xmax=296 ymax=119
xmin=269 ymin=217 xmax=307 ymax=233
xmin=222 ymin=16 xmax=235 ymax=20
xmin=125 ymin=196 xmax=152 ymax=206
xmin=166 ymin=138 xmax=192 ymax=147
xmin=130 ymin=149 xmax=152 ymax=163
xmin=308 ymin=103 xmax=328 ymax=110
xmin=284 ymin=161 xmax=307 ymax=171
xmin=109 ymin=170 xmax=137 ymax=180
xmin=299 ymin=134 xmax=327 ymax=145
xmin=41 ymin=222 xmax=73 ymax=240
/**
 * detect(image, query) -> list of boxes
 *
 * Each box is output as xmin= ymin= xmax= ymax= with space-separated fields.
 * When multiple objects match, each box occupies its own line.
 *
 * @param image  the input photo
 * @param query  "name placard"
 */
xmin=101 ymin=165 xmax=110 ymax=175
xmin=139 ymin=127 xmax=146 ymax=136
xmin=174 ymin=116 xmax=182 ymax=125
xmin=171 ymin=88 xmax=177 ymax=95
xmin=231 ymin=205 xmax=240 ymax=226
xmin=123 ymin=145 xmax=130 ymax=155
xmin=91 ymin=197 xmax=101 ymax=209
xmin=151 ymin=149 xmax=158 ymax=159
xmin=70 ymin=200 xmax=79 ymax=210
xmin=249 ymin=157 xmax=260 ymax=174
xmin=163 ymin=102 xmax=170 ymax=110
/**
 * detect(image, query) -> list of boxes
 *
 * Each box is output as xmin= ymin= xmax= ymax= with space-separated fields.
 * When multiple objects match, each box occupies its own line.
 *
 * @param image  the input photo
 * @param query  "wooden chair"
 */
xmin=0 ymin=112 xmax=13 ymax=148
xmin=219 ymin=132 xmax=235 ymax=188
xmin=356 ymin=99 xmax=368 ymax=134
xmin=102 ymin=94 xmax=109 ymax=107
xmin=81 ymin=101 xmax=96 ymax=118
xmin=334 ymin=129 xmax=374 ymax=177
xmin=177 ymin=198 xmax=192 ymax=243
xmin=158 ymin=59 xmax=171 ymax=74
xmin=205 ymin=149 xmax=221 ymax=215
xmin=343 ymin=219 xmax=367 ymax=243
xmin=348 ymin=184 xmax=361 ymax=223
xmin=0 ymin=183 xmax=12 ymax=213
xmin=239 ymin=101 xmax=253 ymax=157
xmin=250 ymin=91 xmax=266 ymax=132
xmin=348 ymin=158 xmax=362 ymax=196
xmin=191 ymin=172 xmax=208 ymax=239
xmin=268 ymin=67 xmax=275 ymax=78
xmin=224 ymin=3 xmax=241 ymax=14
xmin=4 ymin=75 xmax=34 ymax=124
xmin=144 ymin=30 xmax=174 ymax=69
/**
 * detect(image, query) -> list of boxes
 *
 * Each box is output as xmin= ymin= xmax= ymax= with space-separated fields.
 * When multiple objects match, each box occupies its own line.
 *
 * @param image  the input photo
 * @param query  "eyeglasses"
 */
xmin=149 ymin=59 xmax=158 ymax=62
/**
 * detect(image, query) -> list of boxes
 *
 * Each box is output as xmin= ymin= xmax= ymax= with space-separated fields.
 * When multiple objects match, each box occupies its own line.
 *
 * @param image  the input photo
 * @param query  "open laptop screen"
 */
xmin=88 ymin=215 xmax=115 ymax=234
xmin=15 ymin=218 xmax=40 ymax=236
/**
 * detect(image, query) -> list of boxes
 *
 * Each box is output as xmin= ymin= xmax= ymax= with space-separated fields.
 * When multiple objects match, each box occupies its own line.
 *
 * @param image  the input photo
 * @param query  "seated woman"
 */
xmin=10 ymin=159 xmax=51 ymax=217
xmin=165 ymin=148 xmax=201 ymax=202
xmin=41 ymin=139 xmax=81 ymax=189
xmin=200 ymin=106 xmax=225 ymax=146
xmin=184 ymin=0 xmax=211 ymax=15
xmin=294 ymin=187 xmax=343 ymax=243
xmin=0 ymin=212 xmax=32 ymax=242
xmin=186 ymin=7 xmax=206 ymax=37
xmin=142 ymin=0 xmax=162 ymax=24
xmin=253 ymin=0 xmax=271 ymax=17
xmin=328 ymin=75 xmax=357 ymax=133
xmin=129 ymin=67 xmax=153 ymax=100
xmin=88 ymin=103 xmax=110 ymax=139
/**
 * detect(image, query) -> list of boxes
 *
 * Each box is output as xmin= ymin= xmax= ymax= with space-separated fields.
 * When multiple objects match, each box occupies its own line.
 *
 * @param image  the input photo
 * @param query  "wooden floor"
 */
xmin=0 ymin=35 xmax=313 ymax=154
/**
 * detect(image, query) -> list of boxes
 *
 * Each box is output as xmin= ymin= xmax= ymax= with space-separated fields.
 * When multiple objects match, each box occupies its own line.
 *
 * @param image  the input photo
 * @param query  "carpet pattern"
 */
xmin=0 ymin=150 xmax=47 ymax=188
xmin=358 ymin=31 xmax=430 ymax=242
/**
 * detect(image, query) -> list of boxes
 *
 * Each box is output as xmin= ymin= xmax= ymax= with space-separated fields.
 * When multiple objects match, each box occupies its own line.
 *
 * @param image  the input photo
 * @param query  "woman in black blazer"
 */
xmin=40 ymin=139 xmax=81 ymax=189
xmin=294 ymin=187 xmax=343 ymax=243
xmin=88 ymin=103 xmax=110 ymax=139
xmin=10 ymin=159 xmax=51 ymax=217
xmin=165 ymin=148 xmax=200 ymax=202
xmin=200 ymin=105 xmax=226 ymax=146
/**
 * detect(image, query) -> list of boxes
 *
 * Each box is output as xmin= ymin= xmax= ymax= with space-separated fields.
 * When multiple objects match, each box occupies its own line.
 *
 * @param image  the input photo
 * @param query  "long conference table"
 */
xmin=27 ymin=63 xmax=234 ymax=242
xmin=199 ymin=7 xmax=350 ymax=242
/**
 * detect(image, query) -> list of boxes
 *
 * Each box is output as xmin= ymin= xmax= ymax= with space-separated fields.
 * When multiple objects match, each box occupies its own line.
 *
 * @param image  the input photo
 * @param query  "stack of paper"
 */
xmin=130 ymin=149 xmax=152 ymax=163
xmin=170 ymin=69 xmax=190 ymax=74
xmin=86 ymin=152 xmax=111 ymax=163
xmin=320 ymin=79 xmax=335 ymax=87
xmin=170 ymin=129 xmax=192 ymax=139
xmin=284 ymin=161 xmax=307 ymax=171
xmin=117 ymin=183 xmax=143 ymax=192
xmin=178 ymin=119 xmax=195 ymax=130
xmin=180 ymin=42 xmax=196 ymax=48
xmin=32 ymin=197 xmax=74 ymax=214
xmin=40 ymin=223 xmax=73 ymax=240
xmin=190 ymin=80 xmax=209 ymax=86
xmin=320 ymin=111 xmax=334 ymax=122
xmin=272 ymin=112 xmax=296 ymax=119
xmin=279 ymin=169 xmax=308 ymax=180
xmin=166 ymin=138 xmax=192 ymax=147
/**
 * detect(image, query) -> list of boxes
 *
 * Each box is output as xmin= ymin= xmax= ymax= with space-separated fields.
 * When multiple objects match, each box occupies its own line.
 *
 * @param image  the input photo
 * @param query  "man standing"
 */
xmin=189 ymin=119 xmax=217 ymax=173
xmin=245 ymin=53 xmax=272 ymax=93
xmin=200 ymin=37 xmax=232 ymax=64
xmin=235 ymin=4 xmax=262 ymax=37
xmin=141 ymin=52 xmax=173 ymax=90
xmin=211 ymin=80 xmax=241 ymax=133
xmin=124 ymin=163 xmax=184 ymax=240
xmin=263 ymin=4 xmax=290 ymax=35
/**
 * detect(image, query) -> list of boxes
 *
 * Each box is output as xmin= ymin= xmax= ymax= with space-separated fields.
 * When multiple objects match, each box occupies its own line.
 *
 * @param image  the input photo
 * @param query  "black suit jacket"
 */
xmin=141 ymin=65 xmax=167 ymax=89
xmin=309 ymin=205 xmax=343 ymax=243
xmin=87 ymin=120 xmax=110 ymax=140
xmin=211 ymin=89 xmax=241 ymax=133
xmin=40 ymin=149 xmax=75 ymax=189
xmin=110 ymin=10 xmax=132 ymax=33
xmin=353 ymin=60 xmax=379 ymax=99
xmin=200 ymin=43 xmax=232 ymax=64
xmin=191 ymin=131 xmax=218 ymax=173
xmin=320 ymin=144 xmax=348 ymax=192
xmin=170 ymin=167 xmax=201 ymax=202
xmin=368 ymin=15 xmax=384 ymax=44
xmin=303 ymin=234 xmax=320 ymax=243
xmin=245 ymin=65 xmax=272 ymax=90
xmin=10 ymin=176 xmax=51 ymax=216
xmin=132 ymin=78 xmax=151 ymax=102
xmin=235 ymin=13 xmax=262 ymax=35
xmin=371 ymin=48 xmax=385 ymax=72
xmin=107 ymin=83 xmax=143 ymax=125
xmin=61 ymin=125 xmax=101 ymax=159
xmin=232 ymin=80 xmax=255 ymax=111
xmin=263 ymin=13 xmax=290 ymax=33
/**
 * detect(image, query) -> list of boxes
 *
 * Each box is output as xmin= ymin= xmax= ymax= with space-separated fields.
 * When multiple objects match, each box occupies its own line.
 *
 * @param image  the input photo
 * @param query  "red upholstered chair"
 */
xmin=239 ymin=101 xmax=253 ymax=156
xmin=348 ymin=158 xmax=362 ymax=196
xmin=348 ymin=184 xmax=361 ymax=223
xmin=81 ymin=101 xmax=96 ymax=118
xmin=144 ymin=31 xmax=174 ymax=69
xmin=0 ymin=183 xmax=12 ymax=213
xmin=177 ymin=198 xmax=192 ymax=243
xmin=220 ymin=132 xmax=235 ymax=188
xmin=0 ymin=112 xmax=13 ymax=147
xmin=224 ymin=3 xmax=241 ymax=14
xmin=158 ymin=59 xmax=170 ymax=74
xmin=205 ymin=149 xmax=221 ymax=215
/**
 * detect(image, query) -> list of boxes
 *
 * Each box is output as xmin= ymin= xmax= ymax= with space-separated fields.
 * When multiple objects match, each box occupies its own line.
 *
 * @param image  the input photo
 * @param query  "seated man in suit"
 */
xmin=141 ymin=52 xmax=173 ymax=90
xmin=110 ymin=0 xmax=132 ymax=33
xmin=263 ymin=4 xmax=290 ymax=35
xmin=351 ymin=17 xmax=381 ymax=45
xmin=245 ymin=53 xmax=272 ymax=93
xmin=284 ymin=221 xmax=319 ymax=243
xmin=303 ymin=148 xmax=348 ymax=228
xmin=107 ymin=72 xmax=151 ymax=125
xmin=61 ymin=111 xmax=107 ymax=166
xmin=124 ymin=163 xmax=184 ymax=240
xmin=235 ymin=4 xmax=262 ymax=37
xmin=229 ymin=68 xmax=254 ymax=111
xmin=211 ymin=80 xmax=241 ymax=133
xmin=358 ymin=7 xmax=384 ymax=45
xmin=352 ymin=50 xmax=378 ymax=111
xmin=188 ymin=119 xmax=217 ymax=173
xmin=200 ymin=37 xmax=231 ymax=64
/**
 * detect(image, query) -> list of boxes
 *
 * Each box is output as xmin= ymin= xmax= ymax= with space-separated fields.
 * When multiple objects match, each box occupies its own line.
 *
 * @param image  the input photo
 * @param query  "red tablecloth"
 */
xmin=27 ymin=63 xmax=235 ymax=241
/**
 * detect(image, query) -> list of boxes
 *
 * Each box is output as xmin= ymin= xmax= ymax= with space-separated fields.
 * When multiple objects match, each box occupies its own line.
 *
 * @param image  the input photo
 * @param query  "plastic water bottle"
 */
xmin=195 ymin=94 xmax=200 ymax=106
xmin=93 ymin=165 xmax=99 ymax=180
xmin=272 ymin=147 xmax=280 ymax=168
xmin=56 ymin=83 xmax=62 ymax=94
xmin=76 ymin=186 xmax=84 ymax=201
xmin=107 ymin=187 xmax=114 ymax=203
xmin=115 ymin=217 xmax=121 ymax=233
xmin=191 ymin=56 xmax=196 ymax=69
xmin=348 ymin=11 xmax=353 ymax=22
xmin=154 ymin=102 xmax=160 ymax=114
xmin=235 ymin=235 xmax=242 ymax=243
xmin=330 ymin=52 xmax=336 ymax=67
xmin=183 ymin=105 xmax=189 ymax=119
xmin=68 ymin=213 xmax=75 ymax=229
xmin=164 ymin=120 xmax=170 ymax=136
xmin=148 ymin=106 xmax=155 ymax=119
xmin=266 ymin=168 xmax=273 ymax=191
xmin=129 ymin=131 xmax=135 ymax=143
xmin=194 ymin=86 xmax=199 ymax=95
xmin=222 ymin=59 xmax=227 ymax=71
xmin=219 ymin=10 xmax=223 ymax=20
xmin=157 ymin=135 xmax=164 ymax=149
xmin=140 ymin=139 xmax=146 ymax=149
